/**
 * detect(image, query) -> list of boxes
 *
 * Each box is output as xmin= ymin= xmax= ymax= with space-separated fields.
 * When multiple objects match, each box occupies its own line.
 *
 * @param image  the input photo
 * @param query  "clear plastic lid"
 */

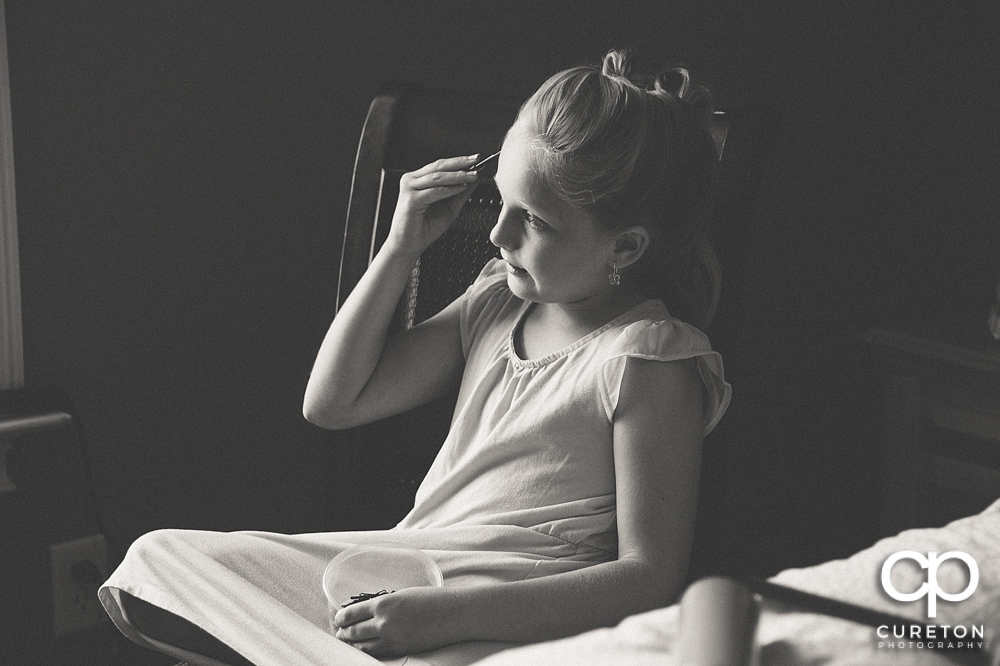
xmin=322 ymin=541 xmax=444 ymax=611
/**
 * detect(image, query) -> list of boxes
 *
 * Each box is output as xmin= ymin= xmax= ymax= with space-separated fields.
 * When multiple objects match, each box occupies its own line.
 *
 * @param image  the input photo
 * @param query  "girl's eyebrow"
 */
xmin=491 ymin=170 xmax=547 ymax=223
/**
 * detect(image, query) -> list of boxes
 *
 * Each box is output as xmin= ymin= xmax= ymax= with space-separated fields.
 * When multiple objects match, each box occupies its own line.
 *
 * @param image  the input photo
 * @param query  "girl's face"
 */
xmin=489 ymin=122 xmax=617 ymax=308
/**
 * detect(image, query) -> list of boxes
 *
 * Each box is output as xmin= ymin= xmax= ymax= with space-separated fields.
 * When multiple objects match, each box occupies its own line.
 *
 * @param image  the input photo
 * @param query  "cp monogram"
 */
xmin=881 ymin=551 xmax=979 ymax=618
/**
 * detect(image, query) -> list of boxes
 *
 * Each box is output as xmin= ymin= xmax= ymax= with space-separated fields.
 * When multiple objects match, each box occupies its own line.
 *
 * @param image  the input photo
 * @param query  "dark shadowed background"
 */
xmin=2 ymin=1 xmax=998 ymax=663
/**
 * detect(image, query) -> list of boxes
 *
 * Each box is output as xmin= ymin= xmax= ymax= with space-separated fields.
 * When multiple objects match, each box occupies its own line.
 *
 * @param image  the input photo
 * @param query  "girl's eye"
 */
xmin=523 ymin=211 xmax=547 ymax=229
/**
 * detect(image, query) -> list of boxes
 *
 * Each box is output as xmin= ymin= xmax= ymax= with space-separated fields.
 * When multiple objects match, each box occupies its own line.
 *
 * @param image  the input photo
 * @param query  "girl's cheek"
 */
xmin=529 ymin=239 xmax=561 ymax=264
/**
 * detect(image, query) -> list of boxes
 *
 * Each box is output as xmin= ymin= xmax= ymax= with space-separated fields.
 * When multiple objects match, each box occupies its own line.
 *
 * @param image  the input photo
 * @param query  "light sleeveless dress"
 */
xmin=99 ymin=259 xmax=731 ymax=666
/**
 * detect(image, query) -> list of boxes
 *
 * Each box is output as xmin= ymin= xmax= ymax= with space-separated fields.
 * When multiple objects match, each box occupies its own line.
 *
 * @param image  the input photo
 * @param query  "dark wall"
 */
xmin=5 ymin=0 xmax=998 ymax=601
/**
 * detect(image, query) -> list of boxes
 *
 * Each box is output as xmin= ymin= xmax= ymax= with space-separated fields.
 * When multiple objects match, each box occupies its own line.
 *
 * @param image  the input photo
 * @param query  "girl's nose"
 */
xmin=489 ymin=207 xmax=518 ymax=250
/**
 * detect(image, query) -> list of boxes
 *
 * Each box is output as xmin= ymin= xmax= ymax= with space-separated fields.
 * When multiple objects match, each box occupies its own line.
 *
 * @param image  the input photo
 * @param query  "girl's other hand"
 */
xmin=384 ymin=155 xmax=481 ymax=258
xmin=332 ymin=586 xmax=458 ymax=658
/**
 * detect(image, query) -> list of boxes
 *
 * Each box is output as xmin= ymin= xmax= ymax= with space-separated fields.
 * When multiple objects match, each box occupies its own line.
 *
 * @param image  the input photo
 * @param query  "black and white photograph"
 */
xmin=1 ymin=2 xmax=998 ymax=665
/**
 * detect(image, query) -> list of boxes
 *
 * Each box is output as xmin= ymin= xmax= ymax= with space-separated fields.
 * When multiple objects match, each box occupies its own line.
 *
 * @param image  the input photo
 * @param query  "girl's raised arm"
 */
xmin=303 ymin=155 xmax=481 ymax=430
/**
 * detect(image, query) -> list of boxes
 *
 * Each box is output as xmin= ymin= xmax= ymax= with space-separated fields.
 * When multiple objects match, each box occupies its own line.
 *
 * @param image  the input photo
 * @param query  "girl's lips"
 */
xmin=504 ymin=260 xmax=527 ymax=275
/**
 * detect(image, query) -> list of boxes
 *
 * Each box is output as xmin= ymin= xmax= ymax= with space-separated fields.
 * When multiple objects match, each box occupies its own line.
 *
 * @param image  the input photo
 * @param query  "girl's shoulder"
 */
xmin=601 ymin=303 xmax=732 ymax=435
xmin=607 ymin=302 xmax=716 ymax=361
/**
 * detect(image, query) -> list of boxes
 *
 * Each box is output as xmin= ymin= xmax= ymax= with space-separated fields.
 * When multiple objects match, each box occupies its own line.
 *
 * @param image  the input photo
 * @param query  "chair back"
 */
xmin=337 ymin=83 xmax=520 ymax=329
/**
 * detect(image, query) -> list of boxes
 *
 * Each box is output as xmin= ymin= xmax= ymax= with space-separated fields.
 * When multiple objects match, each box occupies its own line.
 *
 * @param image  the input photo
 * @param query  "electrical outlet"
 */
xmin=51 ymin=534 xmax=109 ymax=636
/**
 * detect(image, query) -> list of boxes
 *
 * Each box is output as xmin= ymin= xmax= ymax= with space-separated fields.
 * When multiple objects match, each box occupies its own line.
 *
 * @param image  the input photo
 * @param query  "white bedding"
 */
xmin=472 ymin=499 xmax=1000 ymax=666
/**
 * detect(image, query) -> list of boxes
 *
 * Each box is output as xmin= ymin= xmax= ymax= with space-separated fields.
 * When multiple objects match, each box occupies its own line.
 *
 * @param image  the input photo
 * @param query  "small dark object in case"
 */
xmin=343 ymin=589 xmax=394 ymax=607
xmin=470 ymin=151 xmax=500 ymax=178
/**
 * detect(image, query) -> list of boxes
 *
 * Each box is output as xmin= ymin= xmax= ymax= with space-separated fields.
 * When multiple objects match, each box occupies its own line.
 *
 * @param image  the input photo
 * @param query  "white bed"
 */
xmin=469 ymin=499 xmax=1000 ymax=666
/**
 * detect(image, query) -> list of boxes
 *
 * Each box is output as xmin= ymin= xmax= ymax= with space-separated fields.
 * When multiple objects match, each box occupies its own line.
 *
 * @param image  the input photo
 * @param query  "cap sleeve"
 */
xmin=600 ymin=318 xmax=732 ymax=435
xmin=459 ymin=258 xmax=511 ymax=358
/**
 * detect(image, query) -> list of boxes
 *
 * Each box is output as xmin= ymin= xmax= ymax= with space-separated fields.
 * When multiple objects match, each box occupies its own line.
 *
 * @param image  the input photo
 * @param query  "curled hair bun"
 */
xmin=600 ymin=50 xmax=714 ymax=126
xmin=599 ymin=50 xmax=635 ymax=84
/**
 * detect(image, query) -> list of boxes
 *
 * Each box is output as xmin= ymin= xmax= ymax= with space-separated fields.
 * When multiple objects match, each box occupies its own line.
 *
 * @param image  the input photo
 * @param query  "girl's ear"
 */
xmin=612 ymin=226 xmax=650 ymax=269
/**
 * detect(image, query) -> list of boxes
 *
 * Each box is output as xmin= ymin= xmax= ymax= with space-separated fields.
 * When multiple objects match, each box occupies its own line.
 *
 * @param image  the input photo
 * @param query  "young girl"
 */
xmin=100 ymin=50 xmax=731 ymax=666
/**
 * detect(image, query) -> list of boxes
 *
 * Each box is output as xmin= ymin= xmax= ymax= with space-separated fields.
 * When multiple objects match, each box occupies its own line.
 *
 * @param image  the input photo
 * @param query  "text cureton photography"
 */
xmin=876 ymin=550 xmax=986 ymax=654
xmin=877 ymin=623 xmax=985 ymax=651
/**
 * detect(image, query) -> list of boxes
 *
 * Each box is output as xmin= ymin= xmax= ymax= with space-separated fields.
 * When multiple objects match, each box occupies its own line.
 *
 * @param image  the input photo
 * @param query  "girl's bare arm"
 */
xmin=303 ymin=156 xmax=480 ymax=430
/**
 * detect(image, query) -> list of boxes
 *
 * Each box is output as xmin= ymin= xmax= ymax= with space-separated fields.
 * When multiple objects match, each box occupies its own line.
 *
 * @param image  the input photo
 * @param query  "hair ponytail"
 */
xmin=520 ymin=50 xmax=721 ymax=328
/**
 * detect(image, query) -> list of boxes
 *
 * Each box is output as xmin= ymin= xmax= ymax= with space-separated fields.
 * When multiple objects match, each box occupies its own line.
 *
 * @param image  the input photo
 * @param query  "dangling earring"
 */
xmin=608 ymin=262 xmax=620 ymax=286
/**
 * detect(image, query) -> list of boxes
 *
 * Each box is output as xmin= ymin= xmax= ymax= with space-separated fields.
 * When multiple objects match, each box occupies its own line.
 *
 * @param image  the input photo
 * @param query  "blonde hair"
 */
xmin=518 ymin=50 xmax=720 ymax=327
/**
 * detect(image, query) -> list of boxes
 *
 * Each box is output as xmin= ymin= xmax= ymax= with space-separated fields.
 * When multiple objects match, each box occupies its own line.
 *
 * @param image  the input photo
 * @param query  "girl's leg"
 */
xmin=119 ymin=591 xmax=256 ymax=666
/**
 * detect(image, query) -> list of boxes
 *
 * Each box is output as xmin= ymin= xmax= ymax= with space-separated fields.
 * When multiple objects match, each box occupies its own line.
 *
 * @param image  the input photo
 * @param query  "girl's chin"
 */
xmin=505 ymin=273 xmax=537 ymax=300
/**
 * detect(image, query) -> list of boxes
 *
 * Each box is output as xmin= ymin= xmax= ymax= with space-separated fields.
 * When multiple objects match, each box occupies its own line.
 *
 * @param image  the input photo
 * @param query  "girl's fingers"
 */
xmin=336 ymin=620 xmax=379 ymax=643
xmin=333 ymin=603 xmax=373 ymax=630
xmin=407 ymin=154 xmax=479 ymax=178
xmin=405 ymin=169 xmax=478 ymax=192
xmin=407 ymin=182 xmax=476 ymax=208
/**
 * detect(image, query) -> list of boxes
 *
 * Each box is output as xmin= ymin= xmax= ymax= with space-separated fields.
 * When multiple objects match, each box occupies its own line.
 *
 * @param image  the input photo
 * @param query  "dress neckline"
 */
xmin=508 ymin=298 xmax=664 ymax=369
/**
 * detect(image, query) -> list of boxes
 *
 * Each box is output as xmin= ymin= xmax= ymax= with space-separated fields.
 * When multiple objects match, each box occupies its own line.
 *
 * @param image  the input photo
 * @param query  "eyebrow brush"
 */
xmin=469 ymin=151 xmax=500 ymax=178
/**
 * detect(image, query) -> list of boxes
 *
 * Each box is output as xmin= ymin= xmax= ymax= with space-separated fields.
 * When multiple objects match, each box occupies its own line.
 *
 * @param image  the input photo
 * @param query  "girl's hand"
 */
xmin=332 ymin=586 xmax=459 ymax=658
xmin=384 ymin=155 xmax=481 ymax=258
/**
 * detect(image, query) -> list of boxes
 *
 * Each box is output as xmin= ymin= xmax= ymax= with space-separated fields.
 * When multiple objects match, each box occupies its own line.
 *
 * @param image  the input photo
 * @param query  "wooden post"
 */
xmin=0 ymin=0 xmax=22 ymax=391
xmin=0 ymin=0 xmax=22 ymax=492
